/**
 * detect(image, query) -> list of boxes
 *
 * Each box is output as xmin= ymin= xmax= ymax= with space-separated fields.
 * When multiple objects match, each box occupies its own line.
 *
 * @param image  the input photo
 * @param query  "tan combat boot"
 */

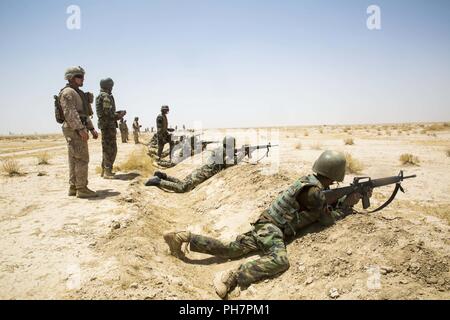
xmin=163 ymin=231 xmax=191 ymax=258
xmin=213 ymin=269 xmax=238 ymax=299
xmin=76 ymin=187 xmax=98 ymax=199
xmin=103 ymin=168 xmax=115 ymax=179
xmin=68 ymin=185 xmax=77 ymax=197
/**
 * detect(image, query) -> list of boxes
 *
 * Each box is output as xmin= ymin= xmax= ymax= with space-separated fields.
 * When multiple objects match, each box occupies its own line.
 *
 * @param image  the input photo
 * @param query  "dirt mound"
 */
xmin=78 ymin=161 xmax=449 ymax=300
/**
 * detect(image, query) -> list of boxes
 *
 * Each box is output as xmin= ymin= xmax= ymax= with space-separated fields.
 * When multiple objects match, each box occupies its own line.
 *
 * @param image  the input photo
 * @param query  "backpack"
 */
xmin=54 ymin=93 xmax=65 ymax=124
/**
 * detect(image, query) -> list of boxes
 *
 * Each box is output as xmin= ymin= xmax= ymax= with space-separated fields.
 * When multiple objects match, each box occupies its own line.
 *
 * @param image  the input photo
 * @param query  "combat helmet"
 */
xmin=64 ymin=66 xmax=85 ymax=80
xmin=222 ymin=136 xmax=236 ymax=149
xmin=161 ymin=105 xmax=170 ymax=112
xmin=100 ymin=78 xmax=114 ymax=90
xmin=312 ymin=150 xmax=346 ymax=182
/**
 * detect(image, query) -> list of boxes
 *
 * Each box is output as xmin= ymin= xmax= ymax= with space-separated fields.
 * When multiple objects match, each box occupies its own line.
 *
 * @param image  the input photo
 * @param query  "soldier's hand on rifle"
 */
xmin=90 ymin=129 xmax=99 ymax=140
xmin=343 ymin=187 xmax=373 ymax=207
xmin=78 ymin=129 xmax=89 ymax=141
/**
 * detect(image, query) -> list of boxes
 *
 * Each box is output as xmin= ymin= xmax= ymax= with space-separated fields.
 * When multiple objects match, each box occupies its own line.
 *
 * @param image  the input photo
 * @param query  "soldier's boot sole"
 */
xmin=213 ymin=270 xmax=237 ymax=300
xmin=76 ymin=188 xmax=98 ymax=199
xmin=163 ymin=232 xmax=188 ymax=259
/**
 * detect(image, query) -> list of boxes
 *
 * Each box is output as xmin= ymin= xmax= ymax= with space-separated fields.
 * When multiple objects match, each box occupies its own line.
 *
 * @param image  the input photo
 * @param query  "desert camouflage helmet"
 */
xmin=100 ymin=78 xmax=114 ymax=89
xmin=312 ymin=150 xmax=346 ymax=182
xmin=161 ymin=105 xmax=170 ymax=111
xmin=222 ymin=136 xmax=236 ymax=149
xmin=64 ymin=66 xmax=85 ymax=80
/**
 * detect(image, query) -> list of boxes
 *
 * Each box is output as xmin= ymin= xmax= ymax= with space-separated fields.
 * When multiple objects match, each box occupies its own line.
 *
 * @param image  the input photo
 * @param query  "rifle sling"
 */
xmin=365 ymin=183 xmax=401 ymax=213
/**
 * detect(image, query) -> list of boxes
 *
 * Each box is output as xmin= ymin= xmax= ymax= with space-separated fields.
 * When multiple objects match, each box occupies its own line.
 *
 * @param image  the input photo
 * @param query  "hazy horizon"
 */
xmin=1 ymin=0 xmax=449 ymax=135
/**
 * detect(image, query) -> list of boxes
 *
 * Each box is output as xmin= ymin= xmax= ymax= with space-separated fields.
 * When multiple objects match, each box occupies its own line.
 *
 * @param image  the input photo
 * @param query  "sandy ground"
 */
xmin=0 ymin=124 xmax=449 ymax=300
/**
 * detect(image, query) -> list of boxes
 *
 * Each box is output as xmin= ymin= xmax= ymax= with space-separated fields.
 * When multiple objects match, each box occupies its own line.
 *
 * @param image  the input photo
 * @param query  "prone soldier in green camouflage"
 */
xmin=144 ymin=136 xmax=245 ymax=193
xmin=96 ymin=78 xmax=126 ymax=178
xmin=163 ymin=150 xmax=373 ymax=298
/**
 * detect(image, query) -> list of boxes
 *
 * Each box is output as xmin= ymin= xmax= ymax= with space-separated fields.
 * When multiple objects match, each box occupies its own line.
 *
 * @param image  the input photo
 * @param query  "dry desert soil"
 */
xmin=0 ymin=123 xmax=449 ymax=300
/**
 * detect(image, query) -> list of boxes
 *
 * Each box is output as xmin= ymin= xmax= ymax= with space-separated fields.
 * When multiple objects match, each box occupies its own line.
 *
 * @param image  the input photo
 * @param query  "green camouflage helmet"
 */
xmin=100 ymin=78 xmax=114 ymax=89
xmin=64 ymin=66 xmax=85 ymax=80
xmin=222 ymin=136 xmax=236 ymax=149
xmin=312 ymin=150 xmax=346 ymax=182
xmin=161 ymin=105 xmax=170 ymax=112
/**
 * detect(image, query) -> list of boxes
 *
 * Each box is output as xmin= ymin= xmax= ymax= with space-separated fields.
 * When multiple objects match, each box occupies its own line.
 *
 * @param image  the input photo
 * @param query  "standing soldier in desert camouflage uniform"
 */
xmin=132 ymin=117 xmax=141 ymax=144
xmin=96 ymin=78 xmax=126 ymax=179
xmin=119 ymin=118 xmax=128 ymax=143
xmin=156 ymin=105 xmax=175 ymax=161
xmin=59 ymin=66 xmax=99 ymax=198
xmin=145 ymin=136 xmax=245 ymax=192
xmin=163 ymin=150 xmax=373 ymax=298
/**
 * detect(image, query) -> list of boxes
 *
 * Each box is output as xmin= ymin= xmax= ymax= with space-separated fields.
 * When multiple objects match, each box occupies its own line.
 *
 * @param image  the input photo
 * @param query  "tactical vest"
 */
xmin=262 ymin=175 xmax=322 ymax=235
xmin=56 ymin=86 xmax=92 ymax=125
xmin=96 ymin=91 xmax=117 ymax=129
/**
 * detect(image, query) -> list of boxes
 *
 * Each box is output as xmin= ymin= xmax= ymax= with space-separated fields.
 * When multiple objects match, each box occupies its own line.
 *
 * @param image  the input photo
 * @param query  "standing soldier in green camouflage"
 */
xmin=163 ymin=151 xmax=373 ymax=298
xmin=156 ymin=105 xmax=175 ymax=161
xmin=59 ymin=66 xmax=99 ymax=198
xmin=96 ymin=78 xmax=126 ymax=179
xmin=132 ymin=117 xmax=141 ymax=144
xmin=145 ymin=136 xmax=245 ymax=192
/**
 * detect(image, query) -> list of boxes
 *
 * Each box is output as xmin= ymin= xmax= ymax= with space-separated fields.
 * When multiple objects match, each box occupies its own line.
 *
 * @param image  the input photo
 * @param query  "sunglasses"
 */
xmin=74 ymin=75 xmax=84 ymax=79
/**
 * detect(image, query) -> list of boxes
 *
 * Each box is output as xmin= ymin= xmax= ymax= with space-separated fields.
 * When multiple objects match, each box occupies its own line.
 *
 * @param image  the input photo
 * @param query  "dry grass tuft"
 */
xmin=344 ymin=138 xmax=354 ymax=145
xmin=344 ymin=153 xmax=364 ymax=174
xmin=311 ymin=142 xmax=322 ymax=150
xmin=399 ymin=153 xmax=420 ymax=166
xmin=1 ymin=158 xmax=23 ymax=176
xmin=295 ymin=142 xmax=302 ymax=150
xmin=446 ymin=149 xmax=450 ymax=157
xmin=36 ymin=152 xmax=50 ymax=165
xmin=304 ymin=131 xmax=309 ymax=137
xmin=118 ymin=148 xmax=156 ymax=175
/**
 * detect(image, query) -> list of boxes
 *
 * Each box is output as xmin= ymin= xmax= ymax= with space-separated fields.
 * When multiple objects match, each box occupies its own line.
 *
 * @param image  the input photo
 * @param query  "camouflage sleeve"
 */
xmin=297 ymin=186 xmax=352 ymax=227
xmin=156 ymin=115 xmax=163 ymax=131
xmin=319 ymin=196 xmax=354 ymax=226
xmin=60 ymin=89 xmax=85 ymax=130
xmin=85 ymin=117 xmax=94 ymax=130
xmin=235 ymin=150 xmax=246 ymax=164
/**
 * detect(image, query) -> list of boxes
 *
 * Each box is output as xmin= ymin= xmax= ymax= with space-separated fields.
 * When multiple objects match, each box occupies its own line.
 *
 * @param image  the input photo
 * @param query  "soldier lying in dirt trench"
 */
xmin=163 ymin=150 xmax=373 ymax=299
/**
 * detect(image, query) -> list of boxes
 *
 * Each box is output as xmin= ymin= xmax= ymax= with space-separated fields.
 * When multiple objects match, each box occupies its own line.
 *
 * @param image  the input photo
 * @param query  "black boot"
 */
xmin=145 ymin=176 xmax=161 ymax=186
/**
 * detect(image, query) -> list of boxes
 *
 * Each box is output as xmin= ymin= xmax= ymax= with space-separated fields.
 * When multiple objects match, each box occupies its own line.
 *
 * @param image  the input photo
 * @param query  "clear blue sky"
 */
xmin=0 ymin=0 xmax=449 ymax=134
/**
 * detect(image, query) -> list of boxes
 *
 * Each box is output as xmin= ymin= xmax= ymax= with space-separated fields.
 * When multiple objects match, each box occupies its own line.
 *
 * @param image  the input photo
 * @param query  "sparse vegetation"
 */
xmin=344 ymin=138 xmax=354 ymax=145
xmin=400 ymin=153 xmax=420 ymax=166
xmin=118 ymin=147 xmax=155 ymax=175
xmin=311 ymin=142 xmax=322 ymax=150
xmin=304 ymin=131 xmax=309 ymax=137
xmin=446 ymin=149 xmax=450 ymax=157
xmin=1 ymin=158 xmax=23 ymax=176
xmin=344 ymin=153 xmax=364 ymax=174
xmin=36 ymin=152 xmax=50 ymax=165
xmin=295 ymin=142 xmax=302 ymax=150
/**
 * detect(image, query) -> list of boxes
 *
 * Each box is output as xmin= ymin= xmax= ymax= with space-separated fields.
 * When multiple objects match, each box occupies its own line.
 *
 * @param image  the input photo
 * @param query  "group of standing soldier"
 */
xmin=58 ymin=66 xmax=146 ymax=197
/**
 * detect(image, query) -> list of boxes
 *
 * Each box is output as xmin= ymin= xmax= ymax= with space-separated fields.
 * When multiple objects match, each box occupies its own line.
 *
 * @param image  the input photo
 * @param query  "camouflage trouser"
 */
xmin=133 ymin=131 xmax=139 ymax=144
xmin=120 ymin=130 xmax=127 ymax=143
xmin=157 ymin=132 xmax=173 ymax=159
xmin=159 ymin=164 xmax=220 ymax=193
xmin=62 ymin=127 xmax=89 ymax=189
xmin=101 ymin=128 xmax=117 ymax=171
xmin=190 ymin=223 xmax=289 ymax=286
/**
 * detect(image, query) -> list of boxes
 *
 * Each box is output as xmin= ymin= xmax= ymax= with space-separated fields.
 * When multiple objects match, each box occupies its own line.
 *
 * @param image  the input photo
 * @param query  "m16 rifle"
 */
xmin=235 ymin=143 xmax=279 ymax=159
xmin=322 ymin=170 xmax=416 ymax=213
